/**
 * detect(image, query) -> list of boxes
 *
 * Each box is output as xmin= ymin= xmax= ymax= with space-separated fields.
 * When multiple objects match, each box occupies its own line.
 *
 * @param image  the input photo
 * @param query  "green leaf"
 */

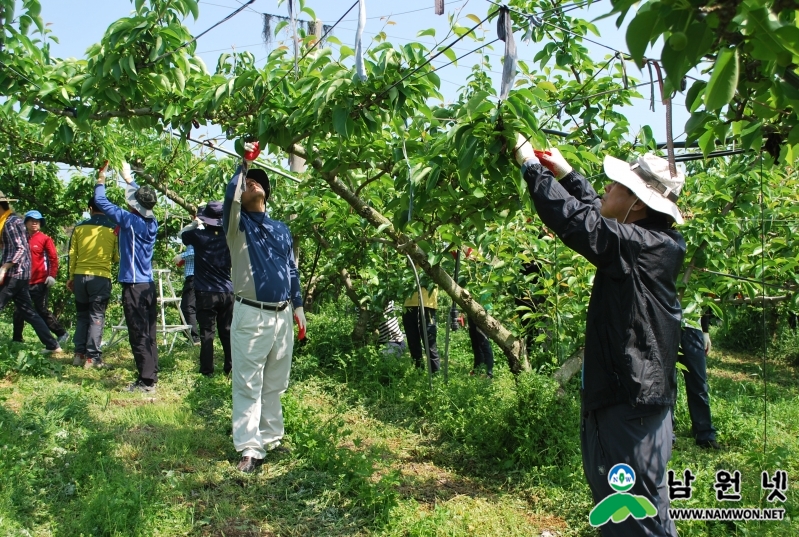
xmin=698 ymin=128 xmax=715 ymax=156
xmin=684 ymin=111 xmax=712 ymax=137
xmin=740 ymin=120 xmax=763 ymax=152
xmin=214 ymin=83 xmax=227 ymax=102
xmin=332 ymin=106 xmax=351 ymax=138
xmin=705 ymin=48 xmax=739 ymax=111
xmin=150 ymin=36 xmax=163 ymax=62
xmin=173 ymin=68 xmax=186 ymax=93
xmin=28 ymin=108 xmax=49 ymax=124
xmin=465 ymin=90 xmax=490 ymax=118
xmin=745 ymin=8 xmax=784 ymax=62
xmin=457 ymin=135 xmax=478 ymax=181
xmin=302 ymin=6 xmax=316 ymax=21
xmin=127 ymin=55 xmax=137 ymax=77
xmin=625 ymin=9 xmax=659 ymax=66
xmin=684 ymin=80 xmax=706 ymax=113
xmin=537 ymin=80 xmax=557 ymax=92
xmin=438 ymin=47 xmax=457 ymax=64
xmin=42 ymin=119 xmax=59 ymax=138
xmin=184 ymin=0 xmax=199 ymax=20
xmin=417 ymin=28 xmax=436 ymax=38
xmin=58 ymin=123 xmax=74 ymax=145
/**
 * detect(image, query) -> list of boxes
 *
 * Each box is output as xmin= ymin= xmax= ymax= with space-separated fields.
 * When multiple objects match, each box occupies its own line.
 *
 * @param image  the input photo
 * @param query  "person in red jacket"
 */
xmin=12 ymin=210 xmax=69 ymax=345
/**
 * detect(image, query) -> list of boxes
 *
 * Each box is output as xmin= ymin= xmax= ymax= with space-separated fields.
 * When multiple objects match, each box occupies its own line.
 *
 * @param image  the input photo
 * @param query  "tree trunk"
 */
xmin=290 ymin=143 xmax=530 ymax=373
xmin=338 ymin=267 xmax=371 ymax=346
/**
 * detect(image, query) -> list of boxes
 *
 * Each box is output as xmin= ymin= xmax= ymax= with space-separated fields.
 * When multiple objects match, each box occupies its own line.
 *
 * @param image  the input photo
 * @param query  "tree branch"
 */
xmin=286 ymin=141 xmax=529 ymax=372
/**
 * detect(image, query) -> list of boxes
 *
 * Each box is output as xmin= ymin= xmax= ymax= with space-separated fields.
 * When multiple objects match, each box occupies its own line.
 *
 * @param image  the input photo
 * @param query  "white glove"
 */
xmin=514 ymin=133 xmax=537 ymax=166
xmin=538 ymin=147 xmax=573 ymax=179
xmin=172 ymin=254 xmax=183 ymax=265
xmin=243 ymin=142 xmax=258 ymax=163
xmin=178 ymin=219 xmax=199 ymax=237
xmin=703 ymin=332 xmax=712 ymax=355
xmin=293 ymin=306 xmax=307 ymax=331
xmin=121 ymin=162 xmax=133 ymax=183
xmin=45 ymin=276 xmax=56 ymax=287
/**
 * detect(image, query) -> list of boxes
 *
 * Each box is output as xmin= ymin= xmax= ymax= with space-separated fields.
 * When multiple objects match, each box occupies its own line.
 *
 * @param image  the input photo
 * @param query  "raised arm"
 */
xmin=520 ymin=160 xmax=628 ymax=277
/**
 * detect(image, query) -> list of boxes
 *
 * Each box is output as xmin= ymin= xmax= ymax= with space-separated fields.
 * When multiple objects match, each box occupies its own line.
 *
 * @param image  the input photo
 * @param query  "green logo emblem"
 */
xmin=589 ymin=463 xmax=658 ymax=526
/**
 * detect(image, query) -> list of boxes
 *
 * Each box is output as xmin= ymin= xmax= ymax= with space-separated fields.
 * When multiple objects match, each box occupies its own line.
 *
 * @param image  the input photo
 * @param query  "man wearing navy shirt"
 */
xmin=180 ymin=201 xmax=234 ymax=376
xmin=223 ymin=144 xmax=305 ymax=473
xmin=94 ymin=163 xmax=159 ymax=393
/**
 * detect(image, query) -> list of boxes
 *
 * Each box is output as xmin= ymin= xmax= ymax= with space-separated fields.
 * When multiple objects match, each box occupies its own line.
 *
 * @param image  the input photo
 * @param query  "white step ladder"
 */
xmin=103 ymin=269 xmax=194 ymax=354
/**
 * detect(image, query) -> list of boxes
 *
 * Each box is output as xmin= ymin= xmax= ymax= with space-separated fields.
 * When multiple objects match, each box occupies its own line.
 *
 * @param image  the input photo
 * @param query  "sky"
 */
xmin=30 ymin=0 xmax=695 ymax=167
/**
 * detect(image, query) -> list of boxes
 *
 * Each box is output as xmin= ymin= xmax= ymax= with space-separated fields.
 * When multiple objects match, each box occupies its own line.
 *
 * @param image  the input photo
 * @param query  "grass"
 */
xmin=0 ymin=305 xmax=797 ymax=536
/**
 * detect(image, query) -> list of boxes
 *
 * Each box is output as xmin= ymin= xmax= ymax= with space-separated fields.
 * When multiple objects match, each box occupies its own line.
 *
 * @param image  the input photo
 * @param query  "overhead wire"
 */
xmin=484 ymin=0 xmax=633 ymax=62
xmin=538 ymin=54 xmax=616 ymax=128
xmin=406 ymin=38 xmax=500 ymax=85
xmin=357 ymin=9 xmax=499 ymax=112
xmin=254 ymin=1 xmax=360 ymax=106
xmin=343 ymin=0 xmax=469 ymax=21
xmin=149 ymin=0 xmax=256 ymax=64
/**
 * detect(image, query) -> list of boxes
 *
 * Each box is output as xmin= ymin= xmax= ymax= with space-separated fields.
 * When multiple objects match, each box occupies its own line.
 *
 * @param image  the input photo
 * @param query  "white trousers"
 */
xmin=231 ymin=301 xmax=294 ymax=458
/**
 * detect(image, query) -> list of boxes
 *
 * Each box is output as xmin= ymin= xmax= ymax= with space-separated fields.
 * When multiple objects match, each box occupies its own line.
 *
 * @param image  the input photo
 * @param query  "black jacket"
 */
xmin=522 ymin=162 xmax=685 ymax=411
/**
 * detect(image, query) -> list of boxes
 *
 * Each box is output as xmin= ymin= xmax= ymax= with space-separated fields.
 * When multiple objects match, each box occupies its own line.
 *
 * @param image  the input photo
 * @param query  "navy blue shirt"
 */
xmin=182 ymin=226 xmax=233 ymax=293
xmin=223 ymin=167 xmax=302 ymax=307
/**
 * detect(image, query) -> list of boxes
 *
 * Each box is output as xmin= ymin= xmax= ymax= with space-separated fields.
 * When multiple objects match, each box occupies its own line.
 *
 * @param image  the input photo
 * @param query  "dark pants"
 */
xmin=0 ymin=278 xmax=59 ymax=350
xmin=467 ymin=316 xmax=494 ymax=376
xmin=122 ymin=282 xmax=158 ymax=385
xmin=677 ymin=327 xmax=716 ymax=443
xmin=196 ymin=290 xmax=233 ymax=375
xmin=73 ymin=274 xmax=112 ymax=360
xmin=402 ymin=307 xmax=440 ymax=373
xmin=582 ymin=403 xmax=677 ymax=537
xmin=12 ymin=282 xmax=66 ymax=341
xmin=180 ymin=276 xmax=200 ymax=342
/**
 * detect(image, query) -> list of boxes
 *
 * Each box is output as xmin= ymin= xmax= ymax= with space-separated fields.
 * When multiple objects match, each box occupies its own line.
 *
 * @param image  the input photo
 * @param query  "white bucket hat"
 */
xmin=603 ymin=153 xmax=685 ymax=225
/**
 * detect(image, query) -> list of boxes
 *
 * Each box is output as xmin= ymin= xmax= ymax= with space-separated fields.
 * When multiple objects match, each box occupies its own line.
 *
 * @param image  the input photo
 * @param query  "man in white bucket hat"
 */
xmin=514 ymin=136 xmax=684 ymax=537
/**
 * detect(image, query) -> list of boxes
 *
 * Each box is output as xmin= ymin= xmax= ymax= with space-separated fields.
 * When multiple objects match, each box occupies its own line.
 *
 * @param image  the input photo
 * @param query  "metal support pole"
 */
xmin=442 ymin=250 xmax=461 ymax=384
xmin=406 ymin=254 xmax=433 ymax=391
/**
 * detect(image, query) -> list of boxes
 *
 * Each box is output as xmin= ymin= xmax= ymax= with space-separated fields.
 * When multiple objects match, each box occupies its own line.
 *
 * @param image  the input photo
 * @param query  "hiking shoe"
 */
xmin=40 ymin=347 xmax=64 ymax=355
xmin=57 ymin=332 xmax=69 ymax=346
xmin=73 ymin=353 xmax=86 ymax=366
xmin=697 ymin=439 xmax=721 ymax=450
xmin=192 ymin=339 xmax=201 ymax=347
xmin=84 ymin=358 xmax=108 ymax=370
xmin=125 ymin=381 xmax=156 ymax=394
xmin=236 ymin=456 xmax=264 ymax=473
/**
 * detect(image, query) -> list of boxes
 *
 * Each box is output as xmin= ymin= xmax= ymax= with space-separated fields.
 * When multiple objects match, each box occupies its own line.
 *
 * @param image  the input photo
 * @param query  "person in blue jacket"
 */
xmin=94 ymin=163 xmax=159 ymax=393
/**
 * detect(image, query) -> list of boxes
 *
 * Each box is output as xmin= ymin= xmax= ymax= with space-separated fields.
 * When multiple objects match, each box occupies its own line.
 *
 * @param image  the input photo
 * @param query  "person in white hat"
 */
xmin=514 ymin=136 xmax=684 ymax=537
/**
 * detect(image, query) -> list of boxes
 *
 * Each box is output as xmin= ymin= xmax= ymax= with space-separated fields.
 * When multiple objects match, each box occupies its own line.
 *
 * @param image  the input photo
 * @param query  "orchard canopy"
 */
xmin=1 ymin=0 xmax=797 ymax=370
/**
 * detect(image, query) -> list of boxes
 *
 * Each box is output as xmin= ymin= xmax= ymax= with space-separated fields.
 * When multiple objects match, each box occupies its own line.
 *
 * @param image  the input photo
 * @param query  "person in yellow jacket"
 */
xmin=402 ymin=287 xmax=440 ymax=372
xmin=67 ymin=197 xmax=119 ymax=368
